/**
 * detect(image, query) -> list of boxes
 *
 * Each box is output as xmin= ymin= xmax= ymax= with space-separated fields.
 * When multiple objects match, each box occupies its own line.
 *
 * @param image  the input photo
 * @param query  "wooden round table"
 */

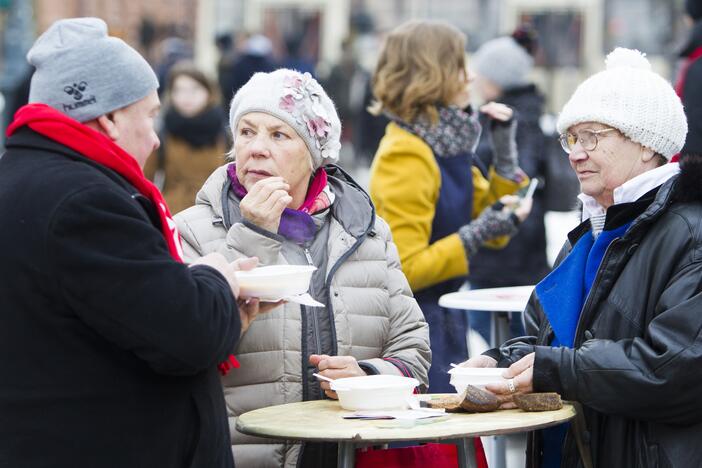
xmin=236 ymin=398 xmax=576 ymax=468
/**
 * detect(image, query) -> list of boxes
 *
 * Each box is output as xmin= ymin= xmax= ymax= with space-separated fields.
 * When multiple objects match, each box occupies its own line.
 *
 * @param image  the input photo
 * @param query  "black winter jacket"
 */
xmin=491 ymin=166 xmax=702 ymax=467
xmin=0 ymin=128 xmax=240 ymax=468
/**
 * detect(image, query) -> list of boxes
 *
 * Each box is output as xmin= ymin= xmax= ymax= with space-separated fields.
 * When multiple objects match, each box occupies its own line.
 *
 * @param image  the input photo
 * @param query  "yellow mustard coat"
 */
xmin=369 ymin=122 xmax=525 ymax=292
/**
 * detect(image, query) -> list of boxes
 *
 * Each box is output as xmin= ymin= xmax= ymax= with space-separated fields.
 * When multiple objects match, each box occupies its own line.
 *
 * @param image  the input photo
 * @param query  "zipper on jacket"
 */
xmin=304 ymin=248 xmax=314 ymax=265
xmin=301 ymin=244 xmax=322 ymax=395
xmin=311 ymin=306 xmax=322 ymax=358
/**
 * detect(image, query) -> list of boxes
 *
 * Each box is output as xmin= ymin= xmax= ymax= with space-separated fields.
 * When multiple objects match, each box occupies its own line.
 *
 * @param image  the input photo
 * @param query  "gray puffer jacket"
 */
xmin=175 ymin=164 xmax=431 ymax=468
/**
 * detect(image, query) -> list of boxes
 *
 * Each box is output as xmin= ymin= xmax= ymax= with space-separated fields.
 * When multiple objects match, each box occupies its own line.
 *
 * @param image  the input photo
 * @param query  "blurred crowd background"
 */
xmin=0 ymin=0 xmax=693 ymax=262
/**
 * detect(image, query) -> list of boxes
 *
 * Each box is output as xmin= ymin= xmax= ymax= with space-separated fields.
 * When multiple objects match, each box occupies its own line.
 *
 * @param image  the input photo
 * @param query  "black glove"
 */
xmin=489 ymin=115 xmax=519 ymax=179
xmin=458 ymin=205 xmax=520 ymax=257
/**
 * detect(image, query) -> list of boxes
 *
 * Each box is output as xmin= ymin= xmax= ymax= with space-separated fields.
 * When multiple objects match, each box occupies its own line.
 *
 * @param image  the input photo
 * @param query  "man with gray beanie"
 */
xmin=0 ymin=17 xmax=272 ymax=468
xmin=461 ymin=48 xmax=702 ymax=467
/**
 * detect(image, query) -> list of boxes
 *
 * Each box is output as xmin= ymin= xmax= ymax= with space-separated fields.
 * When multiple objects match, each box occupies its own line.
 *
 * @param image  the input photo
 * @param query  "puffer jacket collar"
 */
xmin=324 ymin=165 xmax=375 ymax=238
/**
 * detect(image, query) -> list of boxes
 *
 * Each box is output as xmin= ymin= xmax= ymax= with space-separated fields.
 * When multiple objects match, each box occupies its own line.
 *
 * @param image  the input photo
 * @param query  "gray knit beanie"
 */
xmin=229 ymin=69 xmax=341 ymax=169
xmin=471 ymin=37 xmax=533 ymax=90
xmin=27 ymin=17 xmax=159 ymax=122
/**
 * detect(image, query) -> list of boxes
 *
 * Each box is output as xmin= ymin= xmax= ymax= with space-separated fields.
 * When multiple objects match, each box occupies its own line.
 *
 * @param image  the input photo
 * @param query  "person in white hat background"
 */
xmin=0 ymin=17 xmax=276 ymax=468
xmin=175 ymin=69 xmax=430 ymax=468
xmin=460 ymin=48 xmax=702 ymax=467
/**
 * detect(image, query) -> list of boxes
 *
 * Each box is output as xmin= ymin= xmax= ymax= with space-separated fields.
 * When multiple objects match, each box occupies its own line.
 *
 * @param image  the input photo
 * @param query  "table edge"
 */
xmin=235 ymin=404 xmax=576 ymax=443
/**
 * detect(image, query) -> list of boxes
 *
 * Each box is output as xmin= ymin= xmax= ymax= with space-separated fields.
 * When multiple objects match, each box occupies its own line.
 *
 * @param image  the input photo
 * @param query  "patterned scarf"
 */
xmin=392 ymin=105 xmax=482 ymax=157
xmin=226 ymin=164 xmax=334 ymax=245
xmin=7 ymin=103 xmax=240 ymax=376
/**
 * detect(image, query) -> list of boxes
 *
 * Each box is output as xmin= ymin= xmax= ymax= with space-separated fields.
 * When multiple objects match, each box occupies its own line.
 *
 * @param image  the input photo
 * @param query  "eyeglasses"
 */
xmin=558 ymin=128 xmax=617 ymax=154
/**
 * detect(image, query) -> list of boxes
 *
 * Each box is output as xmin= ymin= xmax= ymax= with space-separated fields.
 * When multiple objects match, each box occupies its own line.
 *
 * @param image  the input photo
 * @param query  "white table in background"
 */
xmin=439 ymin=285 xmax=535 ymax=468
xmin=440 ymin=285 xmax=534 ymax=350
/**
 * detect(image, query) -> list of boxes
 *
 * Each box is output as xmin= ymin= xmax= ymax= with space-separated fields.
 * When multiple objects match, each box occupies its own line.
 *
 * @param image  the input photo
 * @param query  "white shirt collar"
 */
xmin=578 ymin=163 xmax=679 ymax=222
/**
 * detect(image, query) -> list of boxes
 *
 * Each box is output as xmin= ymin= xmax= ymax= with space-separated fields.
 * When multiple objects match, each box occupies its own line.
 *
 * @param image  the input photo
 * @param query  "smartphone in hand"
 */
xmin=491 ymin=178 xmax=539 ymax=212
xmin=517 ymin=178 xmax=539 ymax=201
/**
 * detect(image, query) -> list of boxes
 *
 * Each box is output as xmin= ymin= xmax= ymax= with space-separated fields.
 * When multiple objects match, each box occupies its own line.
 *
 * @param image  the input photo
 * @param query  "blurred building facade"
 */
xmin=202 ymin=0 xmax=686 ymax=113
xmin=0 ymin=0 xmax=689 ymax=147
xmin=33 ymin=0 xmax=197 ymax=47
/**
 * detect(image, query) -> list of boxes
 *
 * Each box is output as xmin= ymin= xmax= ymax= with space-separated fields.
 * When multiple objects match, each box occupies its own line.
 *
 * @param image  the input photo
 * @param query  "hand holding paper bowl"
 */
xmin=234 ymin=264 xmax=323 ymax=307
xmin=189 ymin=254 xmax=284 ymax=335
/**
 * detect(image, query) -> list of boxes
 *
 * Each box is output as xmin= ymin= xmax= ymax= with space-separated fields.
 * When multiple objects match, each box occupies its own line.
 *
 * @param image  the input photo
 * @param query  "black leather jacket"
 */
xmin=492 ymin=172 xmax=702 ymax=467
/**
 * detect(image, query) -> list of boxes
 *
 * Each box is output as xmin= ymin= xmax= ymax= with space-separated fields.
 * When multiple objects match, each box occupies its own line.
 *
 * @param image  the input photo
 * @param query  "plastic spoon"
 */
xmin=312 ymin=373 xmax=349 ymax=391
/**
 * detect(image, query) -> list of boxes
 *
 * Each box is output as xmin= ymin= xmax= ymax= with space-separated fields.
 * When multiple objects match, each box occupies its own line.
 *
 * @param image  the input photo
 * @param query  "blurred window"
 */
xmin=520 ymin=11 xmax=583 ymax=68
xmin=604 ymin=0 xmax=678 ymax=55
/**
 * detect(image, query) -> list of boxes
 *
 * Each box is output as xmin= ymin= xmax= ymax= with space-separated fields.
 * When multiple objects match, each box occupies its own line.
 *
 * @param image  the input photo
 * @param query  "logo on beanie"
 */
xmin=62 ymin=81 xmax=97 ymax=112
xmin=64 ymin=82 xmax=88 ymax=100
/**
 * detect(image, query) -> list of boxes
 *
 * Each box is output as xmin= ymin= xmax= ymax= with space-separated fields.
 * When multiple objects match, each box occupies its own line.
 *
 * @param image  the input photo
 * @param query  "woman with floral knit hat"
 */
xmin=461 ymin=48 xmax=702 ymax=468
xmin=174 ymin=69 xmax=430 ymax=468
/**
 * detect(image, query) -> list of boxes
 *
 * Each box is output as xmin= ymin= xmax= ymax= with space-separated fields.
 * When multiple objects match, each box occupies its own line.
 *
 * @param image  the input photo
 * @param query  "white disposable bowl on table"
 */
xmin=448 ymin=367 xmax=506 ymax=394
xmin=234 ymin=265 xmax=316 ymax=300
xmin=330 ymin=375 xmax=419 ymax=411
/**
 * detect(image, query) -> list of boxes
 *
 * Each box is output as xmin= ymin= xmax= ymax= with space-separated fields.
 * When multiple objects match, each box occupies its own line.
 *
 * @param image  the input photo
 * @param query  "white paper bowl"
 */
xmin=234 ymin=265 xmax=316 ymax=300
xmin=330 ymin=375 xmax=420 ymax=411
xmin=448 ymin=367 xmax=506 ymax=394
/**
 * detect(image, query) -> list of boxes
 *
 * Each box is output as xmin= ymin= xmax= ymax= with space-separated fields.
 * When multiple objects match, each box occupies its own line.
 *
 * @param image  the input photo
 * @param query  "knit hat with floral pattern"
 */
xmin=228 ymin=69 xmax=341 ymax=169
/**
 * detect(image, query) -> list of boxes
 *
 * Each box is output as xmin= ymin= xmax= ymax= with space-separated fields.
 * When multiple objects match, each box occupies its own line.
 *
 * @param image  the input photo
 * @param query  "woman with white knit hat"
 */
xmin=174 ymin=69 xmax=430 ymax=468
xmin=460 ymin=48 xmax=702 ymax=468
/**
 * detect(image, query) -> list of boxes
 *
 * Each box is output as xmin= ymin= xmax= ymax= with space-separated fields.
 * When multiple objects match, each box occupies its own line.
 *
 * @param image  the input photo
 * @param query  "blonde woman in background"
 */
xmin=368 ymin=20 xmax=532 ymax=393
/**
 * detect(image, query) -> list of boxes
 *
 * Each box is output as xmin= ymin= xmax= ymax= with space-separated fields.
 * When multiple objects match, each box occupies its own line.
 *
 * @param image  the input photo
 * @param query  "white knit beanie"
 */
xmin=229 ymin=69 xmax=341 ymax=169
xmin=557 ymin=48 xmax=687 ymax=159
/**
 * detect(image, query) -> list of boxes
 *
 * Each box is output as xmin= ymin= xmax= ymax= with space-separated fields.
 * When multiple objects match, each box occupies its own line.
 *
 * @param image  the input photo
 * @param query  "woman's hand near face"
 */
xmin=239 ymin=176 xmax=292 ymax=233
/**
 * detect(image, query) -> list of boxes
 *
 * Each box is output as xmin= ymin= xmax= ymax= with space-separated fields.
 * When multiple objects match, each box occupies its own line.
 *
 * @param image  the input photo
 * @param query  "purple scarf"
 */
xmin=227 ymin=164 xmax=320 ymax=245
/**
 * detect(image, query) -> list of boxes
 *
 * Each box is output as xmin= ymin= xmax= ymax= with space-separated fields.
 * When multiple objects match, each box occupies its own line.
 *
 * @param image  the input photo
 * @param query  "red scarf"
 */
xmin=7 ymin=103 xmax=239 ymax=375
